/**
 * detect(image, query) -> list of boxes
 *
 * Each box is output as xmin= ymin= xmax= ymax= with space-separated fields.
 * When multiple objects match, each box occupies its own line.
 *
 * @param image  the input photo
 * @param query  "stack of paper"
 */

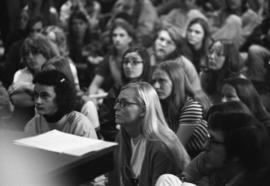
xmin=14 ymin=130 xmax=117 ymax=156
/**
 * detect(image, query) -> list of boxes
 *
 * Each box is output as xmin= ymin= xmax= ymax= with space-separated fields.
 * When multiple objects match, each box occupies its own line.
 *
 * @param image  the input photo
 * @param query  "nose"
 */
xmin=152 ymin=81 xmax=160 ymax=89
xmin=189 ymin=31 xmax=195 ymax=37
xmin=35 ymin=96 xmax=42 ymax=104
xmin=221 ymin=97 xmax=227 ymax=102
xmin=114 ymin=101 xmax=120 ymax=110
xmin=160 ymin=39 xmax=167 ymax=47
xmin=124 ymin=62 xmax=132 ymax=68
xmin=208 ymin=52 xmax=215 ymax=60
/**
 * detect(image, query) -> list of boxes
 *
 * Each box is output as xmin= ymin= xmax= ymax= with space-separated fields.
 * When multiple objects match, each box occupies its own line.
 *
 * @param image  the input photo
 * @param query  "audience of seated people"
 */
xmin=88 ymin=17 xmax=136 ymax=95
xmin=1 ymin=0 xmax=270 ymax=185
xmin=8 ymin=33 xmax=59 ymax=130
xmin=99 ymin=47 xmax=151 ymax=141
xmin=150 ymin=25 xmax=201 ymax=92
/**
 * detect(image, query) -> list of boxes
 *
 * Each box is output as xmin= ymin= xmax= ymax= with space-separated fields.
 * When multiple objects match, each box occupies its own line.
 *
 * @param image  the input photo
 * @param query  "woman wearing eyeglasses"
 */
xmin=200 ymin=39 xmax=244 ymax=103
xmin=109 ymin=82 xmax=190 ymax=186
xmin=99 ymin=47 xmax=152 ymax=141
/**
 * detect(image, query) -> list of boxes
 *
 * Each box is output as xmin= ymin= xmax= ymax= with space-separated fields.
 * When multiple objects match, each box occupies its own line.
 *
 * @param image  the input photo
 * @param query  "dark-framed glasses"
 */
xmin=115 ymin=98 xmax=140 ymax=108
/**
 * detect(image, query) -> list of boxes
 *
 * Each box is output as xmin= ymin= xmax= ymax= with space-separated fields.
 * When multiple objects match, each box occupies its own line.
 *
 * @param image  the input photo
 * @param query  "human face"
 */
xmin=112 ymin=27 xmax=132 ymax=52
xmin=221 ymin=84 xmax=240 ymax=102
xmin=152 ymin=69 xmax=173 ymax=100
xmin=30 ymin=21 xmax=43 ymax=34
xmin=204 ymin=129 xmax=227 ymax=169
xmin=208 ymin=41 xmax=225 ymax=70
xmin=34 ymin=84 xmax=58 ymax=116
xmin=154 ymin=30 xmax=176 ymax=60
xmin=20 ymin=11 xmax=29 ymax=30
xmin=25 ymin=52 xmax=47 ymax=73
xmin=226 ymin=0 xmax=242 ymax=11
xmin=114 ymin=88 xmax=144 ymax=133
xmin=123 ymin=52 xmax=144 ymax=80
xmin=187 ymin=23 xmax=205 ymax=49
xmin=72 ymin=18 xmax=87 ymax=37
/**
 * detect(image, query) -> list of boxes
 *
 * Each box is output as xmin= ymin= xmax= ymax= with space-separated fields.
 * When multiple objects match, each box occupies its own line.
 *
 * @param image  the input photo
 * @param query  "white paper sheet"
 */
xmin=14 ymin=130 xmax=117 ymax=156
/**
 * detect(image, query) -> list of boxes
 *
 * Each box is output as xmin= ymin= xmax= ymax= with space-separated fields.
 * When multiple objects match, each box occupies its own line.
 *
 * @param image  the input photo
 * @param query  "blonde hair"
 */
xmin=119 ymin=82 xmax=190 ymax=174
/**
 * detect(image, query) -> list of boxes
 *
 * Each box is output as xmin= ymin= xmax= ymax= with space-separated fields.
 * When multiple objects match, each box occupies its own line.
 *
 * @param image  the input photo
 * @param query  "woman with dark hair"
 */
xmin=99 ymin=47 xmax=151 ymax=141
xmin=221 ymin=77 xmax=270 ymax=131
xmin=24 ymin=70 xmax=97 ymax=138
xmin=42 ymin=56 xmax=100 ymax=131
xmin=201 ymin=39 xmax=244 ymax=103
xmin=185 ymin=17 xmax=213 ymax=73
xmin=68 ymin=10 xmax=97 ymax=88
xmin=151 ymin=25 xmax=201 ymax=91
xmin=88 ymin=18 xmax=136 ymax=95
xmin=182 ymin=101 xmax=270 ymax=186
xmin=110 ymin=82 xmax=190 ymax=186
xmin=152 ymin=60 xmax=211 ymax=158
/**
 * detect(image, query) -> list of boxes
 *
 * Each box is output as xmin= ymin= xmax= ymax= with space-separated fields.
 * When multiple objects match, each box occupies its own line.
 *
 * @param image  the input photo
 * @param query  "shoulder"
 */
xmin=66 ymin=111 xmax=91 ymax=125
xmin=183 ymin=97 xmax=203 ymax=109
xmin=146 ymin=140 xmax=171 ymax=157
xmin=66 ymin=111 xmax=97 ymax=138
xmin=24 ymin=115 xmax=43 ymax=135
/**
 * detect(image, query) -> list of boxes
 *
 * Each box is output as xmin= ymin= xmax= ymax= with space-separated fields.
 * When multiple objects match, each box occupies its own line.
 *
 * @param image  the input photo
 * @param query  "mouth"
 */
xmin=156 ymin=91 xmax=163 ymax=97
xmin=36 ymin=106 xmax=43 ymax=111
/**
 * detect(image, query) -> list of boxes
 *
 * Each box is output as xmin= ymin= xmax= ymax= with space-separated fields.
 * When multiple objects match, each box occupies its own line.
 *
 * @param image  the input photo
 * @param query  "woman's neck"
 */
xmin=193 ymin=42 xmax=203 ymax=51
xmin=125 ymin=120 xmax=143 ymax=138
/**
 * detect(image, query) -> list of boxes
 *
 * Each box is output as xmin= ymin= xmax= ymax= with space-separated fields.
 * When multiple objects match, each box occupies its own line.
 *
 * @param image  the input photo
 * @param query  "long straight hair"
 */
xmin=118 ymin=82 xmax=190 ymax=182
xmin=154 ymin=60 xmax=211 ymax=128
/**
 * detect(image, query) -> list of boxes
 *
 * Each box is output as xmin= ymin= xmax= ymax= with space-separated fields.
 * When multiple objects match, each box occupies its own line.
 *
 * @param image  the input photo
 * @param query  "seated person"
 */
xmin=109 ymin=82 xmax=190 ymax=186
xmin=201 ymin=39 xmax=244 ymax=103
xmin=24 ymin=70 xmax=97 ymax=138
xmin=8 ymin=33 xmax=59 ymax=130
xmin=152 ymin=60 xmax=211 ymax=158
xmin=99 ymin=47 xmax=151 ymax=141
xmin=182 ymin=101 xmax=270 ymax=186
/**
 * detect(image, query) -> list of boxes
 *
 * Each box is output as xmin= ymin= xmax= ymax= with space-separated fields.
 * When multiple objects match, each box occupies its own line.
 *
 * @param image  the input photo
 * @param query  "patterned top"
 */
xmin=24 ymin=111 xmax=97 ymax=139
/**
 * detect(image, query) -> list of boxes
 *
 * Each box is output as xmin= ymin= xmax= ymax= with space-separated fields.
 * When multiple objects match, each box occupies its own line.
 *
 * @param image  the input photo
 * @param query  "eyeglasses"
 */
xmin=122 ymin=59 xmax=143 ymax=66
xmin=115 ymin=98 xmax=140 ymax=108
xmin=208 ymin=51 xmax=224 ymax=58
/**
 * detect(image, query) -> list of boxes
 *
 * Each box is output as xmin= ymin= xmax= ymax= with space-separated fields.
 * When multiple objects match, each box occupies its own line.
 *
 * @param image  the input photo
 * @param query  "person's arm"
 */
xmin=88 ymin=74 xmax=104 ymax=95
xmin=80 ymin=100 xmax=100 ymax=129
xmin=176 ymin=100 xmax=203 ymax=145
